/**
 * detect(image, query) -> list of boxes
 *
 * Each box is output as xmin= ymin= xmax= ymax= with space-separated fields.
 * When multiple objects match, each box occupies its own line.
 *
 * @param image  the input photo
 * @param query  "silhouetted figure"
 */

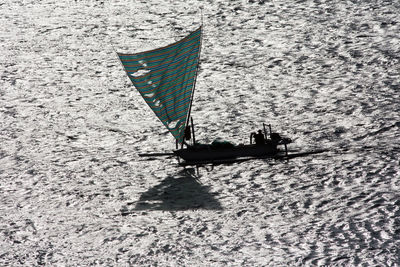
xmin=253 ymin=130 xmax=265 ymax=145
xmin=184 ymin=126 xmax=191 ymax=140
xmin=270 ymin=132 xmax=281 ymax=144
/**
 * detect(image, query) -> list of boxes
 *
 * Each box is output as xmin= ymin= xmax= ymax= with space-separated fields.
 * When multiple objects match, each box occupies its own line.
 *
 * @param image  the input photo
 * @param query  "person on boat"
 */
xmin=252 ymin=130 xmax=265 ymax=145
xmin=184 ymin=126 xmax=191 ymax=141
xmin=270 ymin=132 xmax=282 ymax=144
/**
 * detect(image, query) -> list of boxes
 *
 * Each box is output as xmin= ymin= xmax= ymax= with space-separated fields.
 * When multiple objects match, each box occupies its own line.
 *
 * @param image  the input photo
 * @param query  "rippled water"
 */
xmin=1 ymin=0 xmax=399 ymax=265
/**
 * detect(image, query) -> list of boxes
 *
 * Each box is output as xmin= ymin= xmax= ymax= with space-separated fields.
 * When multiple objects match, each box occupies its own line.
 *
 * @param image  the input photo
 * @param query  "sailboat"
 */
xmin=117 ymin=26 xmax=321 ymax=166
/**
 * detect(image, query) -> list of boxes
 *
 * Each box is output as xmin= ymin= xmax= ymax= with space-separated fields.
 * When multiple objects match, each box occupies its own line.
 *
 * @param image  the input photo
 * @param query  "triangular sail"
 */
xmin=118 ymin=27 xmax=202 ymax=143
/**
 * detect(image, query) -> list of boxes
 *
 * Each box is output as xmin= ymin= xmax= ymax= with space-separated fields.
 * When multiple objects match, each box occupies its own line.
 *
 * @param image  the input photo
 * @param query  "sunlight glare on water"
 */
xmin=0 ymin=0 xmax=399 ymax=265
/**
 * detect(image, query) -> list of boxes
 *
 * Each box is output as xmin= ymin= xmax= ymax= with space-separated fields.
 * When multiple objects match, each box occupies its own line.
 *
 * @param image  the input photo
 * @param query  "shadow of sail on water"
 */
xmin=117 ymin=27 xmax=202 ymax=143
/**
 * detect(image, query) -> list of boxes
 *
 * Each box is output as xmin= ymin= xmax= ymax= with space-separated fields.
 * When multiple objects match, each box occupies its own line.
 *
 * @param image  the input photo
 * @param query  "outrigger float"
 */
xmin=116 ymin=26 xmax=325 ymax=166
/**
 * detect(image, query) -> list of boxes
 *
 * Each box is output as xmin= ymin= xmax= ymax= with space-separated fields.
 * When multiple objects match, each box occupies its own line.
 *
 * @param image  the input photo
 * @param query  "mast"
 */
xmin=183 ymin=13 xmax=203 ymax=144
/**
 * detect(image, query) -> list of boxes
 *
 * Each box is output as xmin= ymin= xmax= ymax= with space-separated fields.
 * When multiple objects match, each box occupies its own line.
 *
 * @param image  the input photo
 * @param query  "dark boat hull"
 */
xmin=174 ymin=143 xmax=279 ymax=163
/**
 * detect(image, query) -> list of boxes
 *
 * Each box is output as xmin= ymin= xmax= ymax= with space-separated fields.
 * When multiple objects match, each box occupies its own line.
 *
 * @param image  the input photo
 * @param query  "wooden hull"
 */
xmin=174 ymin=143 xmax=279 ymax=163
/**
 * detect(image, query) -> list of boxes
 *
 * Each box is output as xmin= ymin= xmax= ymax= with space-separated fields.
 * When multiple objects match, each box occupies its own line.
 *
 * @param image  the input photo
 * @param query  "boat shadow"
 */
xmin=133 ymin=168 xmax=223 ymax=211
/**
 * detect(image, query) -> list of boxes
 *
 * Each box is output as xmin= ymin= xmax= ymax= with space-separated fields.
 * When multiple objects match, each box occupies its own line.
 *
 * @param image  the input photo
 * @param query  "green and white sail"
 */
xmin=117 ymin=27 xmax=202 ymax=143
